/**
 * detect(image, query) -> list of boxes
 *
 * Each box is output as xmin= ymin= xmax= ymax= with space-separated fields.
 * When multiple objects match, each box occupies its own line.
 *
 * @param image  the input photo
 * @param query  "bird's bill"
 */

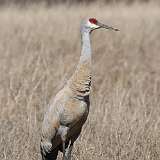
xmin=97 ymin=22 xmax=120 ymax=31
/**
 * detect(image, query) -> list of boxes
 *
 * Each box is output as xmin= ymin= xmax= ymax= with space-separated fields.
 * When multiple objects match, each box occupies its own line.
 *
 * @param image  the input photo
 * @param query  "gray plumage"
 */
xmin=40 ymin=18 xmax=119 ymax=160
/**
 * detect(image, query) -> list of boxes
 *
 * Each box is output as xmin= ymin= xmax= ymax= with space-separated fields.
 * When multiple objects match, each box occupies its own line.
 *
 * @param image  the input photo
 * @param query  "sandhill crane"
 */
xmin=40 ymin=18 xmax=119 ymax=160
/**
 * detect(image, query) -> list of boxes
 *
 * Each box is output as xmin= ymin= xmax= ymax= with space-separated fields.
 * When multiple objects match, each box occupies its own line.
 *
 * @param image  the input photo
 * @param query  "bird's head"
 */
xmin=81 ymin=18 xmax=119 ymax=33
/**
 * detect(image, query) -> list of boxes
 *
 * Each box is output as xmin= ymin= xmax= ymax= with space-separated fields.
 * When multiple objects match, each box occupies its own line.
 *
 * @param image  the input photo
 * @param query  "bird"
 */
xmin=40 ymin=18 xmax=119 ymax=160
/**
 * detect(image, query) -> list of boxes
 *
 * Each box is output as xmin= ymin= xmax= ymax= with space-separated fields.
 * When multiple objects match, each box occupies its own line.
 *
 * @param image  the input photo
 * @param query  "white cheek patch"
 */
xmin=87 ymin=21 xmax=99 ymax=29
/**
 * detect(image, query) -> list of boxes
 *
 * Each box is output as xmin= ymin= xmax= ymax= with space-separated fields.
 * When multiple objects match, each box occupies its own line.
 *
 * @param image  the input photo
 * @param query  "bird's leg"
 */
xmin=62 ymin=141 xmax=67 ymax=160
xmin=65 ymin=140 xmax=74 ymax=160
xmin=60 ymin=126 xmax=69 ymax=160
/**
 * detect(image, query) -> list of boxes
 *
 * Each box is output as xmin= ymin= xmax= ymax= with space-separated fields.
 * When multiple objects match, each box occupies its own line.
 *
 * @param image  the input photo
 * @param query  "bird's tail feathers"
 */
xmin=40 ymin=140 xmax=59 ymax=160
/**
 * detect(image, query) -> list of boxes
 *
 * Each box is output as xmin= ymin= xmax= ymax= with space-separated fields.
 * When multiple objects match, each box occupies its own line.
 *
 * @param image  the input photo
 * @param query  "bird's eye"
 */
xmin=89 ymin=18 xmax=97 ymax=24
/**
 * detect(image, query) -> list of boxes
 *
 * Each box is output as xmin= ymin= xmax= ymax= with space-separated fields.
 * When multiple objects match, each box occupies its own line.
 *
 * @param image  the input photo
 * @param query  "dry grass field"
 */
xmin=0 ymin=3 xmax=160 ymax=160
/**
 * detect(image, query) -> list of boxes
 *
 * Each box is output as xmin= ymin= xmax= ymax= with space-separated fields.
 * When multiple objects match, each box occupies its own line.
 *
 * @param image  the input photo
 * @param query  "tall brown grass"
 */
xmin=0 ymin=4 xmax=160 ymax=160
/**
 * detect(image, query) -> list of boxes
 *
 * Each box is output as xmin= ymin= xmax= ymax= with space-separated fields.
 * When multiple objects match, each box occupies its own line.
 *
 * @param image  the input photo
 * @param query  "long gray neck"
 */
xmin=79 ymin=31 xmax=91 ymax=63
xmin=67 ymin=29 xmax=92 ymax=98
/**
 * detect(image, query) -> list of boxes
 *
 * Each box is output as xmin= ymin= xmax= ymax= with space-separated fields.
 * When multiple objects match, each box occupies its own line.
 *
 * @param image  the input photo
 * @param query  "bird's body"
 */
xmin=40 ymin=18 xmax=119 ymax=160
xmin=41 ymin=84 xmax=89 ymax=156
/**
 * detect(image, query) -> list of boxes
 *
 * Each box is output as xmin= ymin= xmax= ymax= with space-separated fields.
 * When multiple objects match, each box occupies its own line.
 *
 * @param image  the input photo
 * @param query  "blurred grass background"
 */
xmin=0 ymin=0 xmax=160 ymax=6
xmin=0 ymin=1 xmax=160 ymax=160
